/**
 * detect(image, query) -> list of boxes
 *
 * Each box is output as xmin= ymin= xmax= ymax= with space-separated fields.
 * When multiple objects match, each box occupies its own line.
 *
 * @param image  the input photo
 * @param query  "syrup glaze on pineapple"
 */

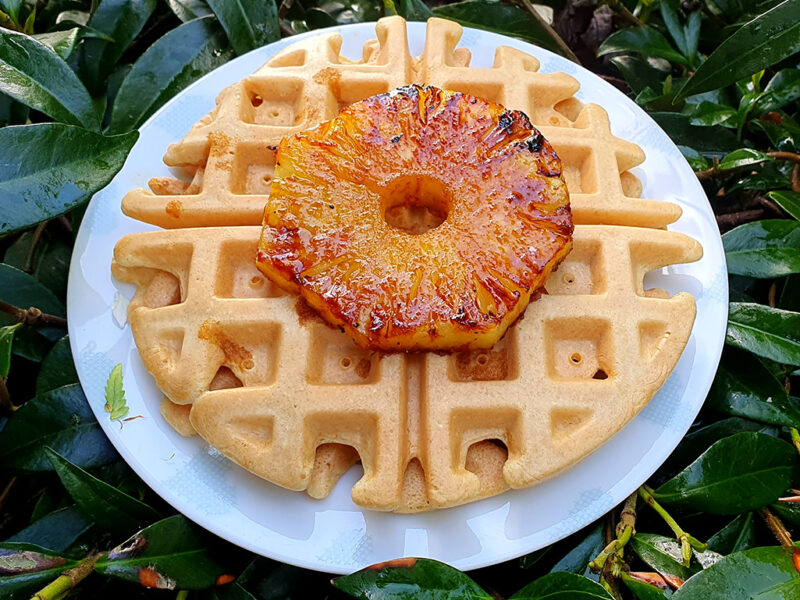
xmin=257 ymin=85 xmax=573 ymax=351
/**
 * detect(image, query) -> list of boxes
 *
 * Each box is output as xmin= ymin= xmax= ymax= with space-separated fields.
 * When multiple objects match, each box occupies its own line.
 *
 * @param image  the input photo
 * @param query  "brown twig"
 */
xmin=0 ymin=477 xmax=16 ymax=513
xmin=280 ymin=20 xmax=295 ymax=38
xmin=516 ymin=0 xmax=581 ymax=64
xmin=601 ymin=0 xmax=645 ymax=27
xmin=23 ymin=221 xmax=48 ymax=273
xmin=278 ymin=0 xmax=295 ymax=19
xmin=0 ymin=301 xmax=67 ymax=328
xmin=759 ymin=507 xmax=794 ymax=548
xmin=697 ymin=151 xmax=800 ymax=181
xmin=715 ymin=209 xmax=766 ymax=231
xmin=792 ymin=164 xmax=800 ymax=193
xmin=57 ymin=215 xmax=73 ymax=234
xmin=767 ymin=151 xmax=800 ymax=165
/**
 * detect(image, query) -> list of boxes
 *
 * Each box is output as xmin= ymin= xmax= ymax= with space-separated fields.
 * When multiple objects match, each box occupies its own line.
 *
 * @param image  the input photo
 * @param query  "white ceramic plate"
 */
xmin=68 ymin=21 xmax=728 ymax=574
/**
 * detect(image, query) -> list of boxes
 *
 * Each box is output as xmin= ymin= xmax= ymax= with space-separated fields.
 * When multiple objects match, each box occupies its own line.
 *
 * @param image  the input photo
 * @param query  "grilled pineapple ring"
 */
xmin=257 ymin=85 xmax=573 ymax=351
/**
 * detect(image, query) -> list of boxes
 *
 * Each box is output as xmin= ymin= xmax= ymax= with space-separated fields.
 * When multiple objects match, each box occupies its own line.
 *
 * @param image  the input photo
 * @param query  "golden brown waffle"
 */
xmin=122 ymin=17 xmax=679 ymax=230
xmin=112 ymin=17 xmax=702 ymax=512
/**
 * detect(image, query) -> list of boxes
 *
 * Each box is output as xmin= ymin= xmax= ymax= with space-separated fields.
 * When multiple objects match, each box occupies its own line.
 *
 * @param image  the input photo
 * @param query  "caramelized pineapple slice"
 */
xmin=257 ymin=85 xmax=573 ymax=351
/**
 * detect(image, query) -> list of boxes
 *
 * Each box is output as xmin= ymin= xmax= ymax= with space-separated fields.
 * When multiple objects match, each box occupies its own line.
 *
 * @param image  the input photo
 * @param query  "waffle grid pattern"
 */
xmin=113 ymin=17 xmax=701 ymax=512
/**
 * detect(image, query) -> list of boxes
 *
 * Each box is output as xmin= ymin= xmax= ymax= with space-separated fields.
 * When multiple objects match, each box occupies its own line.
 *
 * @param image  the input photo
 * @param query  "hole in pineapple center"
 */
xmin=381 ymin=175 xmax=450 ymax=235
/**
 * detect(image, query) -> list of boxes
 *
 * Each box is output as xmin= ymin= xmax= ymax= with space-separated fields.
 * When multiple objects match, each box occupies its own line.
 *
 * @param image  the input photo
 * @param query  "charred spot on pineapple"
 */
xmin=257 ymin=85 xmax=573 ymax=352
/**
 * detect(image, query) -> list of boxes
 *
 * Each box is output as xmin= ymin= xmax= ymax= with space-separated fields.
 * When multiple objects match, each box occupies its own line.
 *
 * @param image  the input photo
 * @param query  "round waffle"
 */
xmin=112 ymin=17 xmax=701 ymax=512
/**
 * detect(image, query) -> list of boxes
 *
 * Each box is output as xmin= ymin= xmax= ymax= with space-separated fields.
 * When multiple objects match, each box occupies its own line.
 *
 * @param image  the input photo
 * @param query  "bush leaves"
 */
xmin=45 ymin=448 xmax=160 ymax=536
xmin=727 ymin=302 xmax=800 ymax=366
xmin=509 ymin=572 xmax=614 ymax=599
xmin=597 ymin=26 xmax=688 ymax=66
xmin=677 ymin=0 xmax=800 ymax=99
xmin=0 ymin=384 xmax=116 ymax=470
xmin=205 ymin=0 xmax=279 ymax=56
xmin=0 ymin=28 xmax=98 ymax=129
xmin=107 ymin=15 xmax=233 ymax=134
xmin=723 ymin=220 xmax=800 ymax=278
xmin=0 ymin=124 xmax=137 ymax=235
xmin=653 ymin=432 xmax=796 ymax=514
xmin=768 ymin=191 xmax=800 ymax=221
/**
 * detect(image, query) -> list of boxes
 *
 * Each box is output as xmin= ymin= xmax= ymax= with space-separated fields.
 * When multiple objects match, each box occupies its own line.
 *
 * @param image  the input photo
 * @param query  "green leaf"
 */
xmin=0 ymin=322 xmax=21 ymax=377
xmin=717 ymin=148 xmax=772 ymax=170
xmin=0 ymin=384 xmax=117 ymax=470
xmin=32 ymin=28 xmax=81 ymax=60
xmin=609 ymin=55 xmax=668 ymax=95
xmin=672 ymin=547 xmax=800 ymax=599
xmin=677 ymin=0 xmax=800 ymax=99
xmin=206 ymin=0 xmax=279 ymax=56
xmin=94 ymin=515 xmax=227 ymax=590
xmin=433 ymin=0 xmax=576 ymax=61
xmin=654 ymin=417 xmax=775 ymax=486
xmin=597 ymin=26 xmax=688 ymax=66
xmin=768 ymin=191 xmax=800 ymax=221
xmin=678 ymin=145 xmax=709 ymax=170
xmin=0 ymin=124 xmax=137 ymax=235
xmin=707 ymin=348 xmax=800 ymax=427
xmin=387 ymin=0 xmax=434 ymax=20
xmin=4 ymin=229 xmax=72 ymax=299
xmin=0 ymin=263 xmax=65 ymax=345
xmin=722 ymin=220 xmax=800 ymax=278
xmin=104 ymin=363 xmax=128 ymax=421
xmin=107 ymin=16 xmax=233 ymax=134
xmin=80 ymin=0 xmax=158 ymax=94
xmin=619 ymin=573 xmax=672 ymax=600
xmin=334 ymin=558 xmax=492 ymax=599
xmin=0 ymin=1 xmax=22 ymax=23
xmin=727 ymin=302 xmax=800 ymax=366
xmin=650 ymin=112 xmax=739 ymax=155
xmin=0 ymin=27 xmax=99 ymax=129
xmin=772 ymin=501 xmax=800 ymax=527
xmin=629 ymin=534 xmax=697 ymax=581
xmin=653 ymin=432 xmax=796 ymax=514
xmin=550 ymin=525 xmax=604 ymax=576
xmin=46 ymin=447 xmax=159 ymax=536
xmin=509 ymin=572 xmax=614 ymax=599
xmin=6 ymin=506 xmax=92 ymax=553
xmin=706 ymin=513 xmax=756 ymax=554
xmin=754 ymin=68 xmax=800 ymax=114
xmin=167 ymin=0 xmax=212 ymax=22
xmin=36 ymin=335 xmax=78 ymax=395
xmin=0 ymin=544 xmax=77 ymax=599
xmin=685 ymin=101 xmax=737 ymax=127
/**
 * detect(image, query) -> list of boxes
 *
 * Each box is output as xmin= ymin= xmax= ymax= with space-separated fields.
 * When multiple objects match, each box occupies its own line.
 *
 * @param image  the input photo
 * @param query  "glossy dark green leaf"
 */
xmin=768 ymin=191 xmax=800 ymax=221
xmin=36 ymin=336 xmax=78 ymax=395
xmin=4 ymin=229 xmax=72 ymax=299
xmin=206 ymin=0 xmax=279 ymax=56
xmin=80 ymin=0 xmax=158 ymax=93
xmin=685 ymin=101 xmax=737 ymax=127
xmin=707 ymin=513 xmax=756 ymax=554
xmin=433 ymin=0 xmax=576 ymax=61
xmin=94 ymin=515 xmax=227 ymax=590
xmin=107 ymin=16 xmax=233 ymax=134
xmin=678 ymin=145 xmax=709 ymax=170
xmin=677 ymin=0 xmax=800 ymax=99
xmin=0 ymin=543 xmax=77 ymax=599
xmin=597 ymin=26 xmax=688 ymax=66
xmin=629 ymin=534 xmax=696 ymax=581
xmin=0 ymin=124 xmax=137 ymax=235
xmin=619 ymin=573 xmax=672 ymax=600
xmin=0 ymin=384 xmax=116 ymax=470
xmin=519 ymin=547 xmax=551 ymax=570
xmin=707 ymin=348 xmax=800 ymax=426
xmin=234 ymin=558 xmax=327 ymax=599
xmin=167 ymin=0 xmax=211 ymax=21
xmin=0 ymin=28 xmax=98 ymax=129
xmin=654 ymin=417 xmax=775 ymax=486
xmin=653 ymin=432 xmax=796 ymax=514
xmin=727 ymin=302 xmax=800 ymax=366
xmin=334 ymin=558 xmax=492 ymax=599
xmin=31 ymin=28 xmax=81 ymax=60
xmin=717 ymin=148 xmax=772 ymax=170
xmin=0 ymin=263 xmax=65 ymax=345
xmin=609 ymin=55 xmax=668 ymax=95
xmin=0 ymin=323 xmax=21 ymax=377
xmin=723 ymin=220 xmax=800 ymax=278
xmin=672 ymin=546 xmax=800 ymax=599
xmin=509 ymin=572 xmax=614 ymax=599
xmin=650 ymin=112 xmax=738 ymax=155
xmin=550 ymin=525 xmax=604 ymax=576
xmin=771 ymin=501 xmax=800 ymax=527
xmin=387 ymin=0 xmax=434 ymax=20
xmin=754 ymin=68 xmax=800 ymax=114
xmin=46 ymin=447 xmax=159 ymax=535
xmin=6 ymin=506 xmax=93 ymax=553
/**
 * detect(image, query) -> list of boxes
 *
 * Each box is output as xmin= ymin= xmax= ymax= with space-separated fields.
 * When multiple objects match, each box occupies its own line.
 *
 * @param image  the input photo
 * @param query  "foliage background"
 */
xmin=1 ymin=0 xmax=800 ymax=598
